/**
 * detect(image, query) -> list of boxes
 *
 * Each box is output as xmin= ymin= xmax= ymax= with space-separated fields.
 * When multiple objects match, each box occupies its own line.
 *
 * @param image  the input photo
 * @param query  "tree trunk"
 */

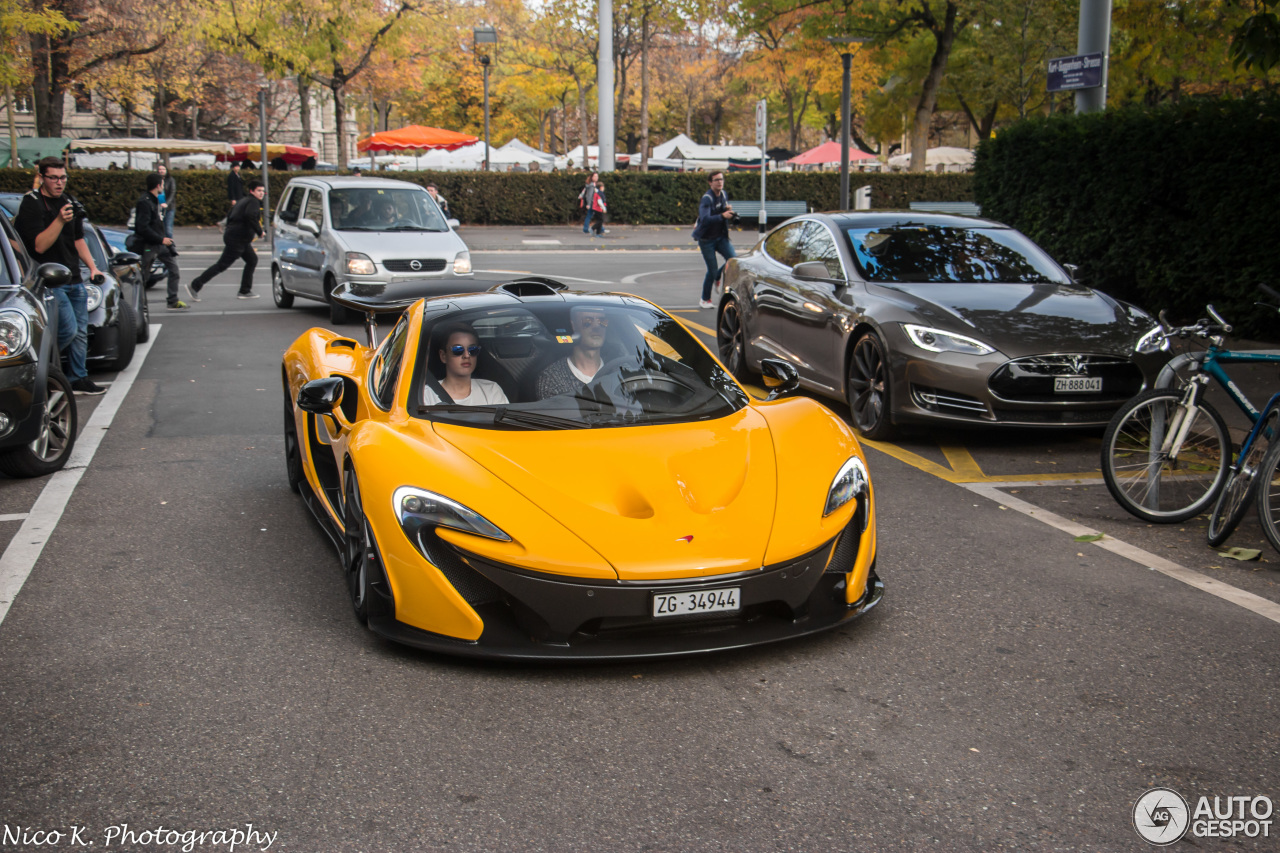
xmin=332 ymin=81 xmax=348 ymax=169
xmin=577 ymin=81 xmax=588 ymax=168
xmin=156 ymin=67 xmax=168 ymax=136
xmin=6 ymin=84 xmax=18 ymax=168
xmin=639 ymin=10 xmax=650 ymax=171
xmin=297 ymin=76 xmax=312 ymax=147
xmin=909 ymin=3 xmax=962 ymax=172
xmin=29 ymin=32 xmax=66 ymax=138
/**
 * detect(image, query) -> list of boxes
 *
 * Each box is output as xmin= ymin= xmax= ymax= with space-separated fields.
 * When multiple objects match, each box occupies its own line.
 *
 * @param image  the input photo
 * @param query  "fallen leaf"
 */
xmin=1074 ymin=533 xmax=1104 ymax=542
xmin=1218 ymin=547 xmax=1262 ymax=561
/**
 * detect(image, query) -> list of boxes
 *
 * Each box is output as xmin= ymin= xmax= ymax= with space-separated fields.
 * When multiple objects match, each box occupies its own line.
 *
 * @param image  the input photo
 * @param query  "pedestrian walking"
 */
xmin=133 ymin=173 xmax=185 ymax=310
xmin=226 ymin=162 xmax=244 ymax=210
xmin=157 ymin=162 xmax=177 ymax=237
xmin=11 ymin=157 xmax=106 ymax=395
xmin=188 ymin=180 xmax=265 ymax=301
xmin=590 ymin=179 xmax=609 ymax=236
xmin=577 ymin=172 xmax=599 ymax=234
xmin=692 ymin=171 xmax=736 ymax=309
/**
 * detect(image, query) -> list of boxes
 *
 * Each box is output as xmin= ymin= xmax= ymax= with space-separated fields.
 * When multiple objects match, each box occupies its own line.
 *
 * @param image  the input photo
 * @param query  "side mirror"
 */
xmin=112 ymin=251 xmax=141 ymax=265
xmin=35 ymin=263 xmax=71 ymax=288
xmin=447 ymin=218 xmax=461 ymax=229
xmin=297 ymin=218 xmax=321 ymax=237
xmin=759 ymin=358 xmax=800 ymax=400
xmin=1063 ymin=263 xmax=1080 ymax=282
xmin=792 ymin=261 xmax=841 ymax=282
xmin=297 ymin=377 xmax=344 ymax=415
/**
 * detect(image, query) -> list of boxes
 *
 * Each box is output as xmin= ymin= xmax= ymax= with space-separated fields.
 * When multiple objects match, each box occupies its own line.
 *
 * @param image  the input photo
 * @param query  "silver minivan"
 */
xmin=270 ymin=176 xmax=472 ymax=323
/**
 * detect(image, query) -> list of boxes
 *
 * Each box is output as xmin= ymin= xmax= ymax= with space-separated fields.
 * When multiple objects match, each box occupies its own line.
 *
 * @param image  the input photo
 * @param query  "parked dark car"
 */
xmin=717 ymin=212 xmax=1171 ymax=439
xmin=99 ymin=225 xmax=167 ymax=291
xmin=0 ymin=215 xmax=78 ymax=477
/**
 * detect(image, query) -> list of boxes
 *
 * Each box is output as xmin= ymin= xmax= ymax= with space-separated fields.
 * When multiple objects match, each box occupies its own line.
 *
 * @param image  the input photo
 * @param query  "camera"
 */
xmin=66 ymin=197 xmax=88 ymax=223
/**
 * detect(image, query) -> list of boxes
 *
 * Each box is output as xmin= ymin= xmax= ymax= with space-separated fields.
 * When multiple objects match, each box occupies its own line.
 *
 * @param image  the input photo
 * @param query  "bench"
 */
xmin=731 ymin=200 xmax=809 ymax=224
xmin=908 ymin=201 xmax=982 ymax=216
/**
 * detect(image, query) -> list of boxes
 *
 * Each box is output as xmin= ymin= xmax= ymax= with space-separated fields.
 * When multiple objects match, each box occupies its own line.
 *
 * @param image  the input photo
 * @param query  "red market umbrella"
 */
xmin=357 ymin=125 xmax=480 ymax=154
xmin=217 ymin=143 xmax=318 ymax=165
xmin=789 ymin=140 xmax=877 ymax=166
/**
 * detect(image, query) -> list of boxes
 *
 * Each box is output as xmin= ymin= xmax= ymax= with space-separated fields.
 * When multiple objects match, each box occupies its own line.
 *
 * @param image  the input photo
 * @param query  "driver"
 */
xmin=535 ymin=306 xmax=609 ymax=399
xmin=423 ymin=325 xmax=509 ymax=406
xmin=366 ymin=197 xmax=400 ymax=228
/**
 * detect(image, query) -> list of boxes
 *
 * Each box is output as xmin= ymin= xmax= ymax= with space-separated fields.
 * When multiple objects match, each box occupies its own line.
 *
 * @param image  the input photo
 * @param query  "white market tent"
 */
xmin=650 ymin=134 xmax=696 ymax=160
xmin=887 ymin=146 xmax=975 ymax=172
xmin=69 ymin=137 xmax=234 ymax=170
xmin=669 ymin=143 xmax=764 ymax=162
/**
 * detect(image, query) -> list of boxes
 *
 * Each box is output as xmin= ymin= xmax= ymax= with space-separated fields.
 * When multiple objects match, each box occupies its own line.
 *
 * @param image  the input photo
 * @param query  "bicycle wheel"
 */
xmin=1102 ymin=389 xmax=1231 ymax=523
xmin=1207 ymin=409 xmax=1279 ymax=546
xmin=1255 ymin=439 xmax=1280 ymax=554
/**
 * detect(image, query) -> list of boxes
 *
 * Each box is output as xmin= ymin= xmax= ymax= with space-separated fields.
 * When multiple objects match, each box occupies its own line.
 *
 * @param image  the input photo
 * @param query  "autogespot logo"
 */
xmin=1134 ymin=787 xmax=1190 ymax=845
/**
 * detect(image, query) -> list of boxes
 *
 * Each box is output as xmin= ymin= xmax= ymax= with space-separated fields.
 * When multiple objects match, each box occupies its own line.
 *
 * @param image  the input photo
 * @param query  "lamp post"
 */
xmin=826 ymin=36 xmax=870 ymax=210
xmin=473 ymin=25 xmax=497 ymax=171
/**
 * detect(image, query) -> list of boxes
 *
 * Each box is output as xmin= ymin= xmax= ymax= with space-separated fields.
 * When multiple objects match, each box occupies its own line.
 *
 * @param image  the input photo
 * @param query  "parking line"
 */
xmin=0 ymin=514 xmax=28 ymax=522
xmin=0 ymin=326 xmax=162 ymax=627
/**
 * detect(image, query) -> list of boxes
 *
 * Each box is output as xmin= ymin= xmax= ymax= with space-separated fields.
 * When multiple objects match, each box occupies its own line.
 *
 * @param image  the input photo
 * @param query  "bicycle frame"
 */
xmin=1154 ymin=342 xmax=1280 ymax=424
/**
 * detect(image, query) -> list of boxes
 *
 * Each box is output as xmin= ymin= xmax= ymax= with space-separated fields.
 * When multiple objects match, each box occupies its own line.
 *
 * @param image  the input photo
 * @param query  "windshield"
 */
xmin=330 ymin=188 xmax=449 ymax=232
xmin=81 ymin=227 xmax=109 ymax=273
xmin=415 ymin=300 xmax=749 ymax=430
xmin=845 ymin=225 xmax=1071 ymax=284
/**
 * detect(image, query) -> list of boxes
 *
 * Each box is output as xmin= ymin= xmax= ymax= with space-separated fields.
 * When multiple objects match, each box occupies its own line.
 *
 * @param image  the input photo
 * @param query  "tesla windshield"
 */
xmin=331 ymin=188 xmax=450 ymax=232
xmin=845 ymin=225 xmax=1071 ymax=284
xmin=415 ymin=300 xmax=749 ymax=429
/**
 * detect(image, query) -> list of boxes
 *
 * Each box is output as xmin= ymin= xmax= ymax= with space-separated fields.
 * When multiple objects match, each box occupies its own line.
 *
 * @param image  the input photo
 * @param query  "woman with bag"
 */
xmin=590 ymin=179 xmax=609 ymax=236
xmin=577 ymin=172 xmax=599 ymax=234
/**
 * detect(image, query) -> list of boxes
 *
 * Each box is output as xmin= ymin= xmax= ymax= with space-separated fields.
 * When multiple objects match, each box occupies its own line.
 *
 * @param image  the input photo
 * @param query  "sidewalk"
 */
xmin=170 ymin=223 xmax=765 ymax=253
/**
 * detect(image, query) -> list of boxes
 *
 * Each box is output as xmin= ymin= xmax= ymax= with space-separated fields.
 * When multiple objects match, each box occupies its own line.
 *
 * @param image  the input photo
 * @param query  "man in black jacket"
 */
xmin=133 ymin=173 xmax=185 ymax=309
xmin=188 ymin=180 xmax=265 ymax=300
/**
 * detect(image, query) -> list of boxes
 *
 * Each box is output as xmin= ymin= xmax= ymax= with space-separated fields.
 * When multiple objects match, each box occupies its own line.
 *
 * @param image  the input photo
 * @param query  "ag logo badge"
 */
xmin=1133 ymin=787 xmax=1190 ymax=845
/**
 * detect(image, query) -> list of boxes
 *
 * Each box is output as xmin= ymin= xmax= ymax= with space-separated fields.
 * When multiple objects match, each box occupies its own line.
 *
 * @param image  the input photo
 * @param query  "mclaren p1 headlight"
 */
xmin=1135 ymin=325 xmax=1169 ymax=354
xmin=0 ymin=311 xmax=30 ymax=360
xmin=824 ymin=456 xmax=869 ymax=517
xmin=393 ymin=486 xmax=511 ymax=543
xmin=902 ymin=324 xmax=995 ymax=356
xmin=85 ymin=283 xmax=103 ymax=312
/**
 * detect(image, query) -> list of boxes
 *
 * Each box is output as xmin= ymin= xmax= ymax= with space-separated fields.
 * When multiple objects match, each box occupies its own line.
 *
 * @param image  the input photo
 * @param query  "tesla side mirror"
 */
xmin=792 ymin=261 xmax=841 ymax=282
xmin=297 ymin=377 xmax=344 ymax=414
xmin=297 ymin=218 xmax=321 ymax=237
xmin=35 ymin=263 xmax=71 ymax=288
xmin=112 ymin=251 xmax=141 ymax=265
xmin=759 ymin=358 xmax=800 ymax=400
xmin=1063 ymin=263 xmax=1080 ymax=282
xmin=447 ymin=218 xmax=461 ymax=229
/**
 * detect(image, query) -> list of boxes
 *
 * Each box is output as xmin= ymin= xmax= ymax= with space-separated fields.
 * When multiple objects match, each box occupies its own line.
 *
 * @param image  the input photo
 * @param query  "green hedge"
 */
xmin=974 ymin=96 xmax=1280 ymax=340
xmin=0 ymin=166 xmax=973 ymax=228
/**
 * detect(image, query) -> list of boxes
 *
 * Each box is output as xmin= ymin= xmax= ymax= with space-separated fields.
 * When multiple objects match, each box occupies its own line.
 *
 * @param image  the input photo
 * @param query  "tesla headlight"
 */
xmin=0 ymin=311 xmax=31 ymax=359
xmin=902 ymin=324 xmax=995 ymax=356
xmin=452 ymin=252 xmax=472 ymax=275
xmin=345 ymin=252 xmax=377 ymax=275
xmin=85 ymin=284 xmax=103 ymax=312
xmin=824 ymin=456 xmax=869 ymax=517
xmin=394 ymin=486 xmax=511 ymax=543
xmin=1135 ymin=325 xmax=1169 ymax=354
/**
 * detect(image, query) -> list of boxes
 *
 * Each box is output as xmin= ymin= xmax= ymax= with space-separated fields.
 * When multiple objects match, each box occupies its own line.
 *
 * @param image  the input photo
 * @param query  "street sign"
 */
xmin=1047 ymin=53 xmax=1105 ymax=93
xmin=755 ymin=100 xmax=767 ymax=146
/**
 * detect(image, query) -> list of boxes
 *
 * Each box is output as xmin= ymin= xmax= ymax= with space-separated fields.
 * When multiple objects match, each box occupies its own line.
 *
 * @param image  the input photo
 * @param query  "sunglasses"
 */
xmin=449 ymin=344 xmax=482 ymax=356
xmin=578 ymin=316 xmax=609 ymax=327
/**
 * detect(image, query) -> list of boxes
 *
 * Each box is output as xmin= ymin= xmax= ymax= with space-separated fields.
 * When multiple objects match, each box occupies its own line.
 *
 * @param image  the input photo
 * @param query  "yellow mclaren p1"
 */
xmin=282 ymin=278 xmax=882 ymax=659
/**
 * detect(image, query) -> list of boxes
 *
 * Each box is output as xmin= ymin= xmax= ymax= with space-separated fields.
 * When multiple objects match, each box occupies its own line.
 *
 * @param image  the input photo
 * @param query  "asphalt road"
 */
xmin=0 ymin=227 xmax=1276 ymax=852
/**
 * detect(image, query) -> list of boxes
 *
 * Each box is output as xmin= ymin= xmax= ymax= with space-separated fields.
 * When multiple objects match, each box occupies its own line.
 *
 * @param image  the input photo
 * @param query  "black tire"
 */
xmin=716 ymin=298 xmax=752 ymax=381
xmin=847 ymin=332 xmax=895 ymax=440
xmin=135 ymin=285 xmax=150 ymax=343
xmin=101 ymin=303 xmax=137 ymax=372
xmin=325 ymin=276 xmax=348 ymax=326
xmin=1207 ymin=410 xmax=1278 ymax=546
xmin=1101 ymin=389 xmax=1230 ymax=523
xmin=1255 ymin=439 xmax=1280 ymax=554
xmin=0 ymin=369 xmax=78 ymax=478
xmin=283 ymin=390 xmax=303 ymax=494
xmin=342 ymin=465 xmax=374 ymax=624
xmin=272 ymin=265 xmax=294 ymax=308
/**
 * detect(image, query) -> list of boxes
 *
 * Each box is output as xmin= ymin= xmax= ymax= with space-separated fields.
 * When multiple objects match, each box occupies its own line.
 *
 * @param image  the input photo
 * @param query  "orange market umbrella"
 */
xmin=357 ymin=125 xmax=480 ymax=154
xmin=217 ymin=143 xmax=318 ymax=165
xmin=789 ymin=140 xmax=877 ymax=166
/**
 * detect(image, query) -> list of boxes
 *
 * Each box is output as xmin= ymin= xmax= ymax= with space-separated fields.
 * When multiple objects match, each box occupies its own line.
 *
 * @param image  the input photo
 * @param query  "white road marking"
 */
xmin=522 ymin=239 xmax=562 ymax=245
xmin=621 ymin=269 xmax=702 ymax=285
xmin=0 ymin=326 xmax=162 ymax=627
xmin=0 ymin=514 xmax=28 ymax=523
xmin=963 ymin=481 xmax=1280 ymax=625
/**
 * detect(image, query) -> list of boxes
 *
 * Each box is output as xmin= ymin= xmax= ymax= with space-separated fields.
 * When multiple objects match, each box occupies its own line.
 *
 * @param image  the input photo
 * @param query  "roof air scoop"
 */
xmin=489 ymin=277 xmax=568 ymax=297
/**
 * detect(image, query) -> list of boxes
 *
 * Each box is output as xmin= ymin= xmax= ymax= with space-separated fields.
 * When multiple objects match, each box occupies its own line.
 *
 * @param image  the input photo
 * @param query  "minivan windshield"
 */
xmin=330 ymin=188 xmax=450 ymax=233
xmin=415 ymin=300 xmax=749 ymax=430
xmin=845 ymin=225 xmax=1071 ymax=284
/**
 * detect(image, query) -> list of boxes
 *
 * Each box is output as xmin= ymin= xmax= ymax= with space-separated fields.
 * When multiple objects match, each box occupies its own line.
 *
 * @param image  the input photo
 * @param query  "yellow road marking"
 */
xmin=941 ymin=445 xmax=986 ymax=479
xmin=677 ymin=316 xmax=717 ymax=337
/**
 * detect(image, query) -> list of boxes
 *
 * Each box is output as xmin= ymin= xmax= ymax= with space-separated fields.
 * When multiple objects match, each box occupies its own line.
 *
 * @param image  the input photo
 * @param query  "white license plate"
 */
xmin=1054 ymin=376 xmax=1102 ymax=393
xmin=653 ymin=587 xmax=741 ymax=617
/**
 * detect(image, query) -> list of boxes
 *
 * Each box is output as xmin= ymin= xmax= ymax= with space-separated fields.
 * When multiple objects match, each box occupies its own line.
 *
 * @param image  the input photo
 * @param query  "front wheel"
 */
xmin=1254 ymin=439 xmax=1280 ymax=554
xmin=101 ymin=303 xmax=137 ymax=372
xmin=325 ymin=276 xmax=348 ymax=325
xmin=1207 ymin=410 xmax=1278 ymax=546
xmin=342 ymin=466 xmax=374 ymax=624
xmin=847 ymin=333 xmax=895 ymax=440
xmin=283 ymin=391 xmax=303 ymax=494
xmin=272 ymin=266 xmax=294 ymax=308
xmin=0 ymin=369 xmax=78 ymax=478
xmin=1101 ymin=389 xmax=1230 ymax=523
xmin=716 ymin=299 xmax=751 ymax=381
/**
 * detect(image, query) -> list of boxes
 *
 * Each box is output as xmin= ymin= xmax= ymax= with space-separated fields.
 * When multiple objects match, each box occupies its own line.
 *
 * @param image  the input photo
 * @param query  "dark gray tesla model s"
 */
xmin=716 ymin=212 xmax=1172 ymax=439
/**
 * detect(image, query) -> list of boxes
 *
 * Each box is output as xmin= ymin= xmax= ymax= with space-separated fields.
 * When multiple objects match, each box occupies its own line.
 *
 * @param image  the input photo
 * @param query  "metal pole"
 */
xmin=598 ymin=0 xmax=615 ymax=172
xmin=757 ymin=100 xmax=767 ymax=234
xmin=1075 ymin=0 xmax=1112 ymax=114
xmin=259 ymin=90 xmax=271 ymax=250
xmin=483 ymin=63 xmax=491 ymax=171
xmin=840 ymin=52 xmax=852 ymax=210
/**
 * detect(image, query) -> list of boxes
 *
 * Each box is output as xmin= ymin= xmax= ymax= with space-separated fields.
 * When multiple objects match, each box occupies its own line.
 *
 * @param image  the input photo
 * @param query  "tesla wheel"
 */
xmin=716 ymin=299 xmax=751 ymax=381
xmin=283 ymin=391 xmax=303 ymax=494
xmin=272 ymin=266 xmax=294 ymax=308
xmin=848 ymin=333 xmax=895 ymax=440
xmin=342 ymin=465 xmax=374 ymax=624
xmin=1101 ymin=390 xmax=1230 ymax=523
xmin=325 ymin=276 xmax=348 ymax=326
xmin=101 ymin=303 xmax=137 ymax=372
xmin=0 ymin=369 xmax=78 ymax=478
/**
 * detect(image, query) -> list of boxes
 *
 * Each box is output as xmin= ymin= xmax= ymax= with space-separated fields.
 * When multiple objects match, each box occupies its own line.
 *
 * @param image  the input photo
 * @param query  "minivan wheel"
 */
xmin=324 ymin=275 xmax=348 ymax=326
xmin=272 ymin=266 xmax=294 ymax=308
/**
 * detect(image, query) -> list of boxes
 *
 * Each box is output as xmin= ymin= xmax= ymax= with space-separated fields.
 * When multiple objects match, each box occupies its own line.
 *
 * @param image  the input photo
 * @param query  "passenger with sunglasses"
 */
xmin=535 ymin=306 xmax=610 ymax=399
xmin=422 ymin=325 xmax=508 ymax=406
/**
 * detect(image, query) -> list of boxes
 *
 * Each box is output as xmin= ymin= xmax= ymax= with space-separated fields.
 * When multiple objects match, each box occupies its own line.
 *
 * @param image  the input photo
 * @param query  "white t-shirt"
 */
xmin=423 ymin=377 xmax=509 ymax=407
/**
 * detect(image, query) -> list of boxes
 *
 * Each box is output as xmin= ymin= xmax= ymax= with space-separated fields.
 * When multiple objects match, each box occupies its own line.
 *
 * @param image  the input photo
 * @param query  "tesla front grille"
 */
xmin=911 ymin=385 xmax=989 ymax=418
xmin=988 ymin=355 xmax=1142 ymax=403
xmin=384 ymin=258 xmax=448 ymax=273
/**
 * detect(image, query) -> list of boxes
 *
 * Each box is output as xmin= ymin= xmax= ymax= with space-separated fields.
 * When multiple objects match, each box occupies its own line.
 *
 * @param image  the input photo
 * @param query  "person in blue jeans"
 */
xmin=578 ymin=172 xmax=599 ymax=234
xmin=692 ymin=171 xmax=736 ymax=309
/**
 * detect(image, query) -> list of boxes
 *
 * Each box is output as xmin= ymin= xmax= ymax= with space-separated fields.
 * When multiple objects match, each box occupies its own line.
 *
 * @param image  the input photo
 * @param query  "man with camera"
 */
xmin=13 ymin=157 xmax=106 ymax=395
xmin=692 ymin=171 xmax=737 ymax=309
xmin=133 ymin=172 xmax=185 ymax=310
